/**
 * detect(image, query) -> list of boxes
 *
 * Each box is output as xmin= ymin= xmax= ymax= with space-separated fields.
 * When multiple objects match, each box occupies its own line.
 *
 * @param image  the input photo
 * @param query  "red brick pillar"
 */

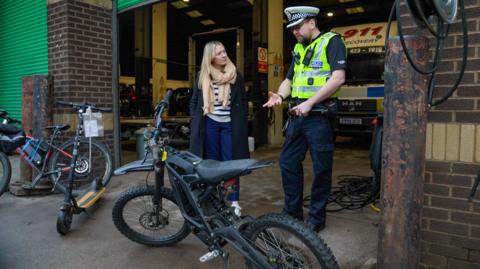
xmin=47 ymin=0 xmax=113 ymax=150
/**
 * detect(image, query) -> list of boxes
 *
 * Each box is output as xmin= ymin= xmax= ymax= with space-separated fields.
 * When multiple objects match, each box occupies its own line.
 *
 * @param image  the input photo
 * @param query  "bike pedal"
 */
xmin=199 ymin=250 xmax=220 ymax=263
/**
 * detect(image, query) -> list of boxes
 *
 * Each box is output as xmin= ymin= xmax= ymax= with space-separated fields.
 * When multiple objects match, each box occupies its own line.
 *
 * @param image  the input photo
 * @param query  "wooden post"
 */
xmin=9 ymin=77 xmax=34 ymax=196
xmin=377 ymin=36 xmax=429 ymax=269
xmin=30 ymin=75 xmax=53 ymax=189
xmin=11 ymin=75 xmax=53 ymax=195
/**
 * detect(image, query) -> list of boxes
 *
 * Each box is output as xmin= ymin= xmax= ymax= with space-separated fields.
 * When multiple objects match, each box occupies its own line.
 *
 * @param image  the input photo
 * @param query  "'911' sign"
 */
xmin=342 ymin=26 xmax=383 ymax=39
xmin=332 ymin=22 xmax=397 ymax=49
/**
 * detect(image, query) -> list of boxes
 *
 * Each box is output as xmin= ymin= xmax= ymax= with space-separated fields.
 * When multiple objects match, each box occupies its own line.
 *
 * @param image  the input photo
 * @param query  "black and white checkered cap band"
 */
xmin=287 ymin=12 xmax=316 ymax=28
xmin=289 ymin=12 xmax=314 ymax=22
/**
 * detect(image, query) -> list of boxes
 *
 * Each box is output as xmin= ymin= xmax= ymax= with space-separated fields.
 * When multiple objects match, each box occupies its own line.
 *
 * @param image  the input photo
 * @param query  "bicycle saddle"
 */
xmin=195 ymin=159 xmax=259 ymax=183
xmin=45 ymin=124 xmax=70 ymax=131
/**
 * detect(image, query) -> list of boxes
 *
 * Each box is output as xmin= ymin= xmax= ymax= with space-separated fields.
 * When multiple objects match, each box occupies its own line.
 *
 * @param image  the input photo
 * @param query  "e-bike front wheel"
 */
xmin=243 ymin=213 xmax=339 ymax=269
xmin=0 ymin=152 xmax=12 ymax=197
xmin=49 ymin=138 xmax=113 ymax=191
xmin=112 ymin=185 xmax=190 ymax=247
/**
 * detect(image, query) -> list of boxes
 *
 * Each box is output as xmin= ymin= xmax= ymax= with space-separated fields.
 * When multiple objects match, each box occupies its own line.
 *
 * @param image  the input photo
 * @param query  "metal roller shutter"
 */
xmin=0 ymin=0 xmax=48 ymax=120
xmin=117 ymin=0 xmax=161 ymax=12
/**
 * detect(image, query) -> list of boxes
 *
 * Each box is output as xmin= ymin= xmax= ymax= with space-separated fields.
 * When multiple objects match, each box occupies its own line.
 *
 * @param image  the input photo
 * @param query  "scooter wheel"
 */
xmin=56 ymin=207 xmax=73 ymax=235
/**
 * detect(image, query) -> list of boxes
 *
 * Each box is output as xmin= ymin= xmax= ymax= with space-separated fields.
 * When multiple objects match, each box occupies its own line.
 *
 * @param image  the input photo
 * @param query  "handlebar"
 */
xmin=152 ymin=90 xmax=174 ymax=141
xmin=56 ymin=101 xmax=112 ymax=112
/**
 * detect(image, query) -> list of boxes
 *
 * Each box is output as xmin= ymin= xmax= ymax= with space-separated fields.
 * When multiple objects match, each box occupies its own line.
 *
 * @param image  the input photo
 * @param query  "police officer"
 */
xmin=263 ymin=6 xmax=346 ymax=232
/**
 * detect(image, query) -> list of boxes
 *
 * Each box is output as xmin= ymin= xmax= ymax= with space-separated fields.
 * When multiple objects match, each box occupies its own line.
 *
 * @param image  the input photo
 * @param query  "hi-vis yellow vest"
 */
xmin=292 ymin=32 xmax=342 ymax=99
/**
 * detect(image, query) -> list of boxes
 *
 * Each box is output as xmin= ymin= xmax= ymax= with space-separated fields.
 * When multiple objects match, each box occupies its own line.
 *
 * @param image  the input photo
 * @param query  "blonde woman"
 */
xmin=189 ymin=41 xmax=249 ymax=216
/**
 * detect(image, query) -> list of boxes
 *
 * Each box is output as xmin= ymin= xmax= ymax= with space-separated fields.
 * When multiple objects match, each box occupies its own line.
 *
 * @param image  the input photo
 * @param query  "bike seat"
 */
xmin=195 ymin=159 xmax=259 ymax=183
xmin=45 ymin=124 xmax=70 ymax=131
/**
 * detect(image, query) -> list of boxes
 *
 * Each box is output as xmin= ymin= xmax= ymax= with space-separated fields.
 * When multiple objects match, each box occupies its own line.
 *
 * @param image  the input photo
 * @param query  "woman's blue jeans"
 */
xmin=204 ymin=116 xmax=239 ymax=201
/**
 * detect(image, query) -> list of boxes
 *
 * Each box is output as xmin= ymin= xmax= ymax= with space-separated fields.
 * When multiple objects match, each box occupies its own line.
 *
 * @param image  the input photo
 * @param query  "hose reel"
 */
xmin=407 ymin=0 xmax=458 ymax=25
xmin=387 ymin=0 xmax=468 ymax=107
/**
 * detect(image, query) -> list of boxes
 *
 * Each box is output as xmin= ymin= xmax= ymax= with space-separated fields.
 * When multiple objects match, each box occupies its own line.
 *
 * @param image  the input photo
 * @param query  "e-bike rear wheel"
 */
xmin=0 ymin=152 xmax=11 ymax=197
xmin=112 ymin=185 xmax=190 ymax=247
xmin=243 ymin=213 xmax=339 ymax=269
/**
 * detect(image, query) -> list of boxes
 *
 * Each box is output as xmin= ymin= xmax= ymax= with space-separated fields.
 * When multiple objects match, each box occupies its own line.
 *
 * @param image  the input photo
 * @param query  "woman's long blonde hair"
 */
xmin=198 ymin=41 xmax=226 ymax=89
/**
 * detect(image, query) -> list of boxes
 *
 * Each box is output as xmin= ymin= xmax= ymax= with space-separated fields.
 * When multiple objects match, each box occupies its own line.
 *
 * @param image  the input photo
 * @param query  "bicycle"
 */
xmin=0 ymin=102 xmax=113 ymax=235
xmin=112 ymin=91 xmax=339 ymax=268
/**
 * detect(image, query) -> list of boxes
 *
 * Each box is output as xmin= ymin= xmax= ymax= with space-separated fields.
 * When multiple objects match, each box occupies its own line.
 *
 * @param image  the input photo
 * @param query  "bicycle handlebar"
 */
xmin=55 ymin=101 xmax=112 ymax=112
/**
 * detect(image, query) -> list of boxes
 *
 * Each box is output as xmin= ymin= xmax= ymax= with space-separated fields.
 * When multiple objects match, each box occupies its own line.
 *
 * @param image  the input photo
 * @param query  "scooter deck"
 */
xmin=76 ymin=187 xmax=106 ymax=209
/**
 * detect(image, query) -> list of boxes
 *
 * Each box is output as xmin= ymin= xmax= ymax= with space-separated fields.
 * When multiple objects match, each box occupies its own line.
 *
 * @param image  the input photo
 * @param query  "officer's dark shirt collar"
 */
xmin=302 ymin=31 xmax=325 ymax=47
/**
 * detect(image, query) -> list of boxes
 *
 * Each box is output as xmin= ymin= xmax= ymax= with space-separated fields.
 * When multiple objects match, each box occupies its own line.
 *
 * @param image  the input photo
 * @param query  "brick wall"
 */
xmin=47 ymin=0 xmax=113 ymax=150
xmin=401 ymin=1 xmax=480 ymax=268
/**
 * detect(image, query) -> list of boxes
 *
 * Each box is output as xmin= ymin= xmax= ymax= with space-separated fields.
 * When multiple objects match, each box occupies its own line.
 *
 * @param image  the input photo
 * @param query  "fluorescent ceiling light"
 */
xmin=171 ymin=1 xmax=188 ymax=8
xmin=327 ymin=12 xmax=334 ymax=17
xmin=186 ymin=10 xmax=203 ymax=17
xmin=345 ymin=6 xmax=365 ymax=14
xmin=200 ymin=19 xmax=215 ymax=25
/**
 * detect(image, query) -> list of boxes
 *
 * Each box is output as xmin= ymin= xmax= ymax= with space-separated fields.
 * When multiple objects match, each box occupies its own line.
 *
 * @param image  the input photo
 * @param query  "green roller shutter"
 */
xmin=0 ymin=1 xmax=48 ymax=120
xmin=117 ymin=0 xmax=160 ymax=12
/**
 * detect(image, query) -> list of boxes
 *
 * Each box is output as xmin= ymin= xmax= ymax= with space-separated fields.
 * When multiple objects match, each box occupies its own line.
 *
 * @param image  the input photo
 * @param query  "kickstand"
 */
xmin=82 ymin=208 xmax=95 ymax=220
xmin=221 ymin=252 xmax=229 ymax=269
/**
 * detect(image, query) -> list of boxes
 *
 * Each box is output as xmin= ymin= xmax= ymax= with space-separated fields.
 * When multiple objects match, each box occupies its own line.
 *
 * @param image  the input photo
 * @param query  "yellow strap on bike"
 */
xmin=162 ymin=150 xmax=168 ymax=161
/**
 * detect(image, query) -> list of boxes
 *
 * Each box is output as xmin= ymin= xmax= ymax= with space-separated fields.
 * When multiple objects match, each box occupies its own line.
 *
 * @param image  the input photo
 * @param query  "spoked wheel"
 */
xmin=49 ymin=138 xmax=113 ymax=192
xmin=112 ymin=185 xmax=190 ymax=246
xmin=56 ymin=206 xmax=74 ymax=235
xmin=0 ymin=152 xmax=12 ymax=197
xmin=244 ymin=213 xmax=339 ymax=269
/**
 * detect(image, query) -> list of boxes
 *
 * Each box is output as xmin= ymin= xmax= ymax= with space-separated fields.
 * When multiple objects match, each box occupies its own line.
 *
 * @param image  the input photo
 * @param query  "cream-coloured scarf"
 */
xmin=202 ymin=61 xmax=237 ymax=115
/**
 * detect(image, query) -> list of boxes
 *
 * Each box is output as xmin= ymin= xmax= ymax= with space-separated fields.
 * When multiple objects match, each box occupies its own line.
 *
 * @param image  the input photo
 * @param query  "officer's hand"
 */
xmin=263 ymin=91 xmax=283 ymax=108
xmin=291 ymin=101 xmax=313 ymax=116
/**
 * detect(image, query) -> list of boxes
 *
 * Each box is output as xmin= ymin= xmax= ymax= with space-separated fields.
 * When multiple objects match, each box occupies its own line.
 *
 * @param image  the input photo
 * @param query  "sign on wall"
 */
xmin=257 ymin=47 xmax=268 ymax=74
xmin=332 ymin=22 xmax=397 ymax=52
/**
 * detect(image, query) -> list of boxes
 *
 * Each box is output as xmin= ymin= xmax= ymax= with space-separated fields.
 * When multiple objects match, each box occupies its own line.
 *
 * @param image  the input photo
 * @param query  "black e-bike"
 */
xmin=112 ymin=91 xmax=339 ymax=268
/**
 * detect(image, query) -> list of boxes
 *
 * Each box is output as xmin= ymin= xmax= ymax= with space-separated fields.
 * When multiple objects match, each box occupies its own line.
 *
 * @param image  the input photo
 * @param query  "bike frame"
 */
xmin=17 ymin=133 xmax=73 ymax=191
xmin=148 ymin=145 xmax=273 ymax=269
xmin=146 ymin=95 xmax=273 ymax=268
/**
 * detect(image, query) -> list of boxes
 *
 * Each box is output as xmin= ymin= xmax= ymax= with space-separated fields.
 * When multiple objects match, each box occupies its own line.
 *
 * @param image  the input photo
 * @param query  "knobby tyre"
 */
xmin=0 ymin=152 xmax=12 ymax=197
xmin=49 ymin=138 xmax=113 ymax=191
xmin=112 ymin=185 xmax=190 ymax=246
xmin=243 ymin=213 xmax=339 ymax=269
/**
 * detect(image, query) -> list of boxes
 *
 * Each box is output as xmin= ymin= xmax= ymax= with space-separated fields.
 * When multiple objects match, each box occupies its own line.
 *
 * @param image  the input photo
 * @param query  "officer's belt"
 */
xmin=290 ymin=97 xmax=337 ymax=106
xmin=289 ymin=98 xmax=338 ymax=116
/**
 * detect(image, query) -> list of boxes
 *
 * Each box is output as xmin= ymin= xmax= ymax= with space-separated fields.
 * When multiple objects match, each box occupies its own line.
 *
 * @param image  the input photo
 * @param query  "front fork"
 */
xmin=152 ymin=145 xmax=166 ymax=224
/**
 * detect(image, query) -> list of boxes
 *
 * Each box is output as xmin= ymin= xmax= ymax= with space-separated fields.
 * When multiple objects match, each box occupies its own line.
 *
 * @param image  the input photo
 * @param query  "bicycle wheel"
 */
xmin=243 ymin=213 xmax=339 ymax=269
xmin=49 ymin=138 xmax=113 ymax=191
xmin=112 ymin=185 xmax=190 ymax=247
xmin=0 ymin=152 xmax=12 ymax=197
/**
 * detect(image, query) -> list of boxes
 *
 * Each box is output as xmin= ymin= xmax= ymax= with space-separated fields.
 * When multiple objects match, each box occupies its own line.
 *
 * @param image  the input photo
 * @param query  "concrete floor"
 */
xmin=0 ymin=137 xmax=379 ymax=269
